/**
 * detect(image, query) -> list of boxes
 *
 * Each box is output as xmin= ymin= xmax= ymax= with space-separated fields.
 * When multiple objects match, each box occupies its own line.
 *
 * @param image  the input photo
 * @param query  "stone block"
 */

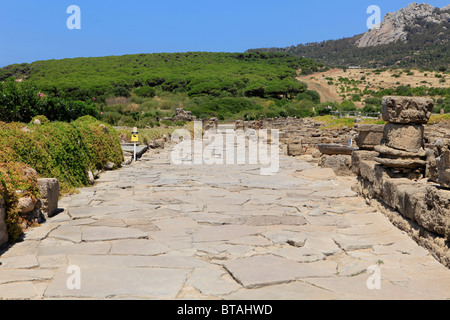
xmin=317 ymin=143 xmax=357 ymax=155
xmin=318 ymin=155 xmax=353 ymax=176
xmin=437 ymin=149 xmax=450 ymax=189
xmin=38 ymin=178 xmax=60 ymax=218
xmin=383 ymin=123 xmax=424 ymax=152
xmin=355 ymin=124 xmax=384 ymax=150
xmin=287 ymin=141 xmax=303 ymax=156
xmin=382 ymin=96 xmax=434 ymax=124
xmin=374 ymin=145 xmax=427 ymax=169
xmin=351 ymin=150 xmax=379 ymax=175
xmin=358 ymin=160 xmax=378 ymax=183
xmin=415 ymin=186 xmax=450 ymax=239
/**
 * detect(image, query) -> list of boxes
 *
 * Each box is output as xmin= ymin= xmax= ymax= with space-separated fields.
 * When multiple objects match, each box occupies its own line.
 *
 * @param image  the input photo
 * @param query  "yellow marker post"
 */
xmin=132 ymin=127 xmax=138 ymax=161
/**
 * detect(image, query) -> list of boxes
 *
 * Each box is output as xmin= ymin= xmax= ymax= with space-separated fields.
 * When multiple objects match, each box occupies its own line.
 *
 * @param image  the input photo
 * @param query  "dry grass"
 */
xmin=297 ymin=68 xmax=448 ymax=108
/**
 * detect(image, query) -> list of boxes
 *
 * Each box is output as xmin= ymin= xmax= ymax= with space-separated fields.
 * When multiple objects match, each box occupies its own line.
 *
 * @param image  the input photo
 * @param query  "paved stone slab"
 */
xmin=0 ymin=282 xmax=39 ymax=299
xmin=226 ymin=215 xmax=307 ymax=226
xmin=333 ymin=235 xmax=374 ymax=251
xmin=45 ymin=266 xmax=190 ymax=299
xmin=295 ymin=168 xmax=337 ymax=180
xmin=48 ymin=226 xmax=82 ymax=243
xmin=223 ymin=255 xmax=337 ymax=288
xmin=262 ymin=230 xmax=307 ymax=247
xmin=193 ymin=225 xmax=261 ymax=243
xmin=37 ymin=242 xmax=111 ymax=256
xmin=81 ymin=226 xmax=148 ymax=242
xmin=0 ymin=255 xmax=39 ymax=269
xmin=67 ymin=206 xmax=131 ymax=219
xmin=222 ymin=280 xmax=341 ymax=300
xmin=186 ymin=265 xmax=241 ymax=296
xmin=67 ymin=254 xmax=207 ymax=269
xmin=23 ymin=223 xmax=59 ymax=241
xmin=109 ymin=239 xmax=171 ymax=256
xmin=0 ymin=269 xmax=54 ymax=285
xmin=2 ymin=142 xmax=450 ymax=300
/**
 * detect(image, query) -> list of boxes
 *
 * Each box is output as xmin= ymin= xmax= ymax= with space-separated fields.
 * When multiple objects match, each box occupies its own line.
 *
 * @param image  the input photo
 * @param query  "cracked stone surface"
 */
xmin=1 ymin=143 xmax=450 ymax=300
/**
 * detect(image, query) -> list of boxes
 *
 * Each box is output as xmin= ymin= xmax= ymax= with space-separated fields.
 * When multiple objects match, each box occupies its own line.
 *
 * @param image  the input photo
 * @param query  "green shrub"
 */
xmin=0 ymin=116 xmax=123 ymax=242
xmin=296 ymin=90 xmax=321 ymax=104
xmin=0 ymin=163 xmax=40 ymax=242
xmin=134 ymin=86 xmax=156 ymax=98
xmin=0 ymin=80 xmax=98 ymax=123
xmin=107 ymin=86 xmax=131 ymax=97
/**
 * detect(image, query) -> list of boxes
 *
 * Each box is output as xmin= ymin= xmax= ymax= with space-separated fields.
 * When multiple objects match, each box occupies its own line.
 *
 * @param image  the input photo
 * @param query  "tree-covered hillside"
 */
xmin=0 ymin=52 xmax=324 ymax=102
xmin=0 ymin=52 xmax=330 ymax=124
xmin=248 ymin=10 xmax=450 ymax=71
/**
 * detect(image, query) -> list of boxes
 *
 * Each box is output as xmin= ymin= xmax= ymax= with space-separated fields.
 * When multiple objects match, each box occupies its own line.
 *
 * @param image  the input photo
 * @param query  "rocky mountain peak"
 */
xmin=356 ymin=2 xmax=449 ymax=48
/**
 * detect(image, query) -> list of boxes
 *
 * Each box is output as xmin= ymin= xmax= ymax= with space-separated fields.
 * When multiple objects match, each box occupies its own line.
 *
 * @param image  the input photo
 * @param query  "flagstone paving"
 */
xmin=1 ymin=143 xmax=450 ymax=300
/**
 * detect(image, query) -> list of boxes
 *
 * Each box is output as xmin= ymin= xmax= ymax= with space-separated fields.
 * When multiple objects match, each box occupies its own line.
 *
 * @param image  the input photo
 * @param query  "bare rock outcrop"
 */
xmin=357 ymin=3 xmax=450 ymax=48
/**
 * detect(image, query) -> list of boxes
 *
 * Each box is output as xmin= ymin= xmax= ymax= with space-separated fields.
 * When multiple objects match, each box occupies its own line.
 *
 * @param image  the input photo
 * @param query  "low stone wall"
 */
xmin=353 ymin=154 xmax=450 ymax=267
xmin=351 ymin=97 xmax=450 ymax=268
xmin=0 ymin=178 xmax=60 ymax=247
xmin=239 ymin=117 xmax=354 ymax=156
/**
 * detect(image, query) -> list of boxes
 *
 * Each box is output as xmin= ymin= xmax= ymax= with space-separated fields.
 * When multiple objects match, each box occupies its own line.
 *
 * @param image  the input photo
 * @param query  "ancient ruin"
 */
xmin=374 ymin=96 xmax=434 ymax=174
xmin=233 ymin=96 xmax=449 ymax=268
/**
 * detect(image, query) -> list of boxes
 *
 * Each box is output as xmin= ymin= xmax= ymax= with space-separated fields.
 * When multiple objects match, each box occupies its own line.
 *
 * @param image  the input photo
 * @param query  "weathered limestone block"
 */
xmin=437 ymin=147 xmax=450 ymax=189
xmin=235 ymin=120 xmax=244 ymax=130
xmin=317 ymin=143 xmax=357 ymax=155
xmin=318 ymin=155 xmax=353 ymax=176
xmin=355 ymin=124 xmax=384 ymax=150
xmin=359 ymin=161 xmax=378 ymax=183
xmin=287 ymin=142 xmax=303 ymax=157
xmin=203 ymin=118 xmax=218 ymax=131
xmin=425 ymin=148 xmax=438 ymax=181
xmin=415 ymin=187 xmax=450 ymax=239
xmin=0 ymin=193 xmax=7 ymax=246
xmin=382 ymin=96 xmax=434 ymax=124
xmin=374 ymin=145 xmax=427 ymax=169
xmin=18 ymin=196 xmax=37 ymax=214
xmin=38 ymin=178 xmax=59 ymax=218
xmin=381 ymin=178 xmax=422 ymax=219
xmin=356 ymin=158 xmax=450 ymax=239
xmin=383 ymin=123 xmax=424 ymax=152
xmin=351 ymin=150 xmax=379 ymax=175
xmin=174 ymin=108 xmax=194 ymax=122
xmin=394 ymin=183 xmax=428 ymax=221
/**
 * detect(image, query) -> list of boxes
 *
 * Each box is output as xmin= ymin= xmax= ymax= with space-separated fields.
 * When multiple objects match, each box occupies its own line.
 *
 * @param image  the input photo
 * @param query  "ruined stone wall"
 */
xmin=351 ymin=97 xmax=450 ymax=268
xmin=238 ymin=117 xmax=354 ymax=156
xmin=238 ymin=99 xmax=450 ymax=268
xmin=0 ymin=178 xmax=60 ymax=247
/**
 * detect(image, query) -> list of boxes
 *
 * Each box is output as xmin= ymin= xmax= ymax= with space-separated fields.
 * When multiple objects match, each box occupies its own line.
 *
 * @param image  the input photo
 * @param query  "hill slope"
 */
xmin=0 ymin=52 xmax=324 ymax=100
xmin=248 ymin=3 xmax=450 ymax=70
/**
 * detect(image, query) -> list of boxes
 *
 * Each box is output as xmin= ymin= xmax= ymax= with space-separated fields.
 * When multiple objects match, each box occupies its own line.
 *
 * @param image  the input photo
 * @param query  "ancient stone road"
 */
xmin=1 ymin=143 xmax=450 ymax=299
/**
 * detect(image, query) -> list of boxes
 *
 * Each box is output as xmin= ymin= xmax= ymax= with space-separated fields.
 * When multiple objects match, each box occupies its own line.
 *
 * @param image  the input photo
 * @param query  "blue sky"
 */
xmin=0 ymin=0 xmax=447 ymax=67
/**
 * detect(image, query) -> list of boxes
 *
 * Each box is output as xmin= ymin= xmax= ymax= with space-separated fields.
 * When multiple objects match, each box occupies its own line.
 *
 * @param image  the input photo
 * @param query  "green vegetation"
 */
xmin=0 ymin=52 xmax=328 ymax=126
xmin=0 ymin=79 xmax=98 ymax=123
xmin=313 ymin=115 xmax=385 ymax=129
xmin=0 ymin=52 xmax=324 ymax=101
xmin=0 ymin=163 xmax=40 ymax=242
xmin=0 ymin=116 xmax=123 ymax=242
xmin=248 ymin=11 xmax=450 ymax=71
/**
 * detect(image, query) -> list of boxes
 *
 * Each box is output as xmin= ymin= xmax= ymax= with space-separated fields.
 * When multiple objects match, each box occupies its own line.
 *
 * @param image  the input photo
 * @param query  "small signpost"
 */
xmin=131 ymin=127 xmax=139 ymax=162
